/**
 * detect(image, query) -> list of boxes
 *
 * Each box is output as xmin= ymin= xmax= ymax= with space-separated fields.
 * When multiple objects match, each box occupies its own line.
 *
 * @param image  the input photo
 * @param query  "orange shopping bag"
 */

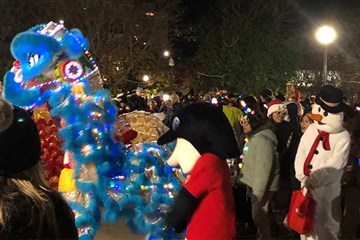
xmin=286 ymin=187 xmax=316 ymax=234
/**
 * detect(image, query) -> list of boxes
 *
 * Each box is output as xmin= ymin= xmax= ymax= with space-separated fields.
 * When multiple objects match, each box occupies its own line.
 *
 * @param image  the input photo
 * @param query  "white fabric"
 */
xmin=63 ymin=151 xmax=70 ymax=165
xmin=295 ymin=123 xmax=350 ymax=240
xmin=311 ymin=103 xmax=344 ymax=133
xmin=267 ymin=103 xmax=286 ymax=118
xmin=167 ymin=138 xmax=200 ymax=174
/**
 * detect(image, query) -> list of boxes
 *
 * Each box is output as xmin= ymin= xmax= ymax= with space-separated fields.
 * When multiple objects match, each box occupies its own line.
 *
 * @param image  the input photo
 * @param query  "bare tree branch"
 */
xmin=194 ymin=70 xmax=229 ymax=79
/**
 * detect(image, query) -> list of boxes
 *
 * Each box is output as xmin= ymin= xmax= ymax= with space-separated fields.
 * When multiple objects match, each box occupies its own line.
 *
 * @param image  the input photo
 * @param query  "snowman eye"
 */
xmin=318 ymin=107 xmax=321 ymax=112
xmin=324 ymin=111 xmax=328 ymax=116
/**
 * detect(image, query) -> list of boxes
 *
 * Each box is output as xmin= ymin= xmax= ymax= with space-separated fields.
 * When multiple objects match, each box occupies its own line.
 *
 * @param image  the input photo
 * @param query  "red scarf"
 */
xmin=303 ymin=131 xmax=330 ymax=176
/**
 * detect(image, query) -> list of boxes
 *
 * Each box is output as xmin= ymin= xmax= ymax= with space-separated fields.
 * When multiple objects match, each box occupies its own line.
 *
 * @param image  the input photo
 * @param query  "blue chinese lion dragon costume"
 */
xmin=3 ymin=21 xmax=181 ymax=239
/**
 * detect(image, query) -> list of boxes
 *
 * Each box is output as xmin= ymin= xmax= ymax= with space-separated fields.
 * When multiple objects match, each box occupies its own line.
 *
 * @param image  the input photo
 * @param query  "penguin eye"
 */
xmin=318 ymin=107 xmax=321 ymax=112
xmin=172 ymin=117 xmax=180 ymax=131
xmin=324 ymin=111 xmax=328 ymax=116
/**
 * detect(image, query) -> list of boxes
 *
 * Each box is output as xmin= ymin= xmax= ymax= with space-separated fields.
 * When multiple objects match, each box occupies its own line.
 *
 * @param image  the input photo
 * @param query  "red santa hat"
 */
xmin=267 ymin=99 xmax=286 ymax=118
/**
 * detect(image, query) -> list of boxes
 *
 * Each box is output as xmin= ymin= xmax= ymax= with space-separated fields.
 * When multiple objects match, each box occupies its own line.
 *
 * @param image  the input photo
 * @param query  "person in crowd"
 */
xmin=147 ymin=99 xmax=158 ymax=113
xmin=170 ymin=93 xmax=182 ymax=111
xmin=340 ymin=111 xmax=360 ymax=239
xmin=309 ymin=95 xmax=316 ymax=107
xmin=286 ymin=102 xmax=301 ymax=133
xmin=129 ymin=87 xmax=147 ymax=111
xmin=295 ymin=85 xmax=350 ymax=240
xmin=222 ymin=97 xmax=243 ymax=145
xmin=162 ymin=93 xmax=183 ymax=128
xmin=120 ymin=94 xmax=132 ymax=114
xmin=182 ymin=89 xmax=196 ymax=107
xmin=231 ymin=96 xmax=262 ymax=236
xmin=289 ymin=112 xmax=315 ymax=196
xmin=201 ymin=93 xmax=212 ymax=103
xmin=275 ymin=93 xmax=286 ymax=102
xmin=113 ymin=95 xmax=131 ymax=116
xmin=258 ymin=88 xmax=273 ymax=117
xmin=266 ymin=99 xmax=300 ymax=238
xmin=175 ymin=91 xmax=183 ymax=102
xmin=351 ymin=92 xmax=360 ymax=107
xmin=0 ymin=98 xmax=78 ymax=239
xmin=300 ymin=92 xmax=312 ymax=114
xmin=238 ymin=112 xmax=279 ymax=239
xmin=300 ymin=113 xmax=314 ymax=134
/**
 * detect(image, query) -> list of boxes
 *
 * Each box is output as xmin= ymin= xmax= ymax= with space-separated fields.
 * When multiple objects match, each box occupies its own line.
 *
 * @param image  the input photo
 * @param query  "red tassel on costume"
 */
xmin=122 ymin=129 xmax=138 ymax=144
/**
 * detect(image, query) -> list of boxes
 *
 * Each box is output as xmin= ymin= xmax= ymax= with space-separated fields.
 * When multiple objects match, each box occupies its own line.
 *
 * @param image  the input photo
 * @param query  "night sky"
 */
xmin=175 ymin=0 xmax=358 ymax=58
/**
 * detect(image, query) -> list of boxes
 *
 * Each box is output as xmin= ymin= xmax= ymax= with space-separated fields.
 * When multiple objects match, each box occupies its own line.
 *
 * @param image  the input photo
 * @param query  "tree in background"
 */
xmin=282 ymin=0 xmax=360 ymax=97
xmin=0 ymin=0 xmax=182 ymax=94
xmin=194 ymin=0 xmax=301 ymax=94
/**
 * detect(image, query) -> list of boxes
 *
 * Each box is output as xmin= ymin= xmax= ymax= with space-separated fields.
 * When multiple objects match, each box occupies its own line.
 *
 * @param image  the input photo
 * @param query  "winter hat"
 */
xmin=267 ymin=99 xmax=286 ymax=118
xmin=0 ymin=105 xmax=41 ymax=174
xmin=315 ymin=85 xmax=346 ymax=113
xmin=136 ymin=87 xmax=144 ymax=93
xmin=247 ymin=112 xmax=267 ymax=132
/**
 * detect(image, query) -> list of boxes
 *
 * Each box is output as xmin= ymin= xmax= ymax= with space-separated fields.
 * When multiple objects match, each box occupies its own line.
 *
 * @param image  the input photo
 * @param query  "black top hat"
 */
xmin=157 ymin=102 xmax=239 ymax=160
xmin=315 ymin=85 xmax=346 ymax=113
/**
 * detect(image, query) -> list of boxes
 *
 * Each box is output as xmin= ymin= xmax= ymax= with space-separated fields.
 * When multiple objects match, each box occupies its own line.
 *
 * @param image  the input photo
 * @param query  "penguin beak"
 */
xmin=307 ymin=113 xmax=323 ymax=122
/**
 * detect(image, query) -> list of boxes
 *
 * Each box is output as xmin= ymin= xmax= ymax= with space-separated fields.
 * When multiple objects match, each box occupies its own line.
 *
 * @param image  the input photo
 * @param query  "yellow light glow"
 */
xmin=163 ymin=50 xmax=170 ymax=57
xmin=145 ymin=12 xmax=155 ymax=17
xmin=316 ymin=26 xmax=337 ymax=45
xmin=142 ymin=75 xmax=150 ymax=82
xmin=163 ymin=94 xmax=170 ymax=101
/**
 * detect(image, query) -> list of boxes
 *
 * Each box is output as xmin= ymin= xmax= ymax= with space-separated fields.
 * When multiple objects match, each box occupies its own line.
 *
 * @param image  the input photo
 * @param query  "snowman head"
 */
xmin=307 ymin=85 xmax=346 ymax=133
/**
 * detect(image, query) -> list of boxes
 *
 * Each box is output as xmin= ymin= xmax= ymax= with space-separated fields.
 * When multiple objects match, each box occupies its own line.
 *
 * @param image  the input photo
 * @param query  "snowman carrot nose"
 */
xmin=307 ymin=113 xmax=323 ymax=122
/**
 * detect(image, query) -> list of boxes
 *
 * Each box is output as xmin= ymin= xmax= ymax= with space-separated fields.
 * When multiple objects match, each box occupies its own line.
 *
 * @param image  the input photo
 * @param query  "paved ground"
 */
xmin=94 ymin=220 xmax=300 ymax=240
xmin=95 ymin=220 xmax=144 ymax=240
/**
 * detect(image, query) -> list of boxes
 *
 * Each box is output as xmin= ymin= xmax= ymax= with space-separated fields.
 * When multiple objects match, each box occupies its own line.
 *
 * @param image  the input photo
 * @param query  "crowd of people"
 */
xmin=114 ymin=85 xmax=360 ymax=239
xmin=0 ymin=83 xmax=359 ymax=239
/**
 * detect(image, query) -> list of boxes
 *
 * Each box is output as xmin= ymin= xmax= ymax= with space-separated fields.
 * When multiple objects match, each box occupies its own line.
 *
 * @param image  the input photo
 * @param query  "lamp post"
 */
xmin=315 ymin=25 xmax=337 ymax=85
xmin=168 ymin=57 xmax=174 ymax=89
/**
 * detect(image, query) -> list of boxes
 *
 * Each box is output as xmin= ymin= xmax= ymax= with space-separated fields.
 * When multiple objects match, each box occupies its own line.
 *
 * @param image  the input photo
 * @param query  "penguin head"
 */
xmin=157 ymin=102 xmax=239 ymax=173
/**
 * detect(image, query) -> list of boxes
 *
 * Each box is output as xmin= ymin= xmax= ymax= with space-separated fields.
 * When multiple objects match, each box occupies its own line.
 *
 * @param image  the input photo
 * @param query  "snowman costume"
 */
xmin=295 ymin=85 xmax=350 ymax=240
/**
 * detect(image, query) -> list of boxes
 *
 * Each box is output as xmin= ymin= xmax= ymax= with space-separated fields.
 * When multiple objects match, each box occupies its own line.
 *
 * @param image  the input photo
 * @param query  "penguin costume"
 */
xmin=157 ymin=102 xmax=239 ymax=239
xmin=294 ymin=85 xmax=350 ymax=240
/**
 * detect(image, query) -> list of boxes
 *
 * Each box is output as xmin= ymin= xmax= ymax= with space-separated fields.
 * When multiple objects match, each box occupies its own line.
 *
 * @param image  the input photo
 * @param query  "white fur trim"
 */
xmin=267 ymin=104 xmax=286 ymax=118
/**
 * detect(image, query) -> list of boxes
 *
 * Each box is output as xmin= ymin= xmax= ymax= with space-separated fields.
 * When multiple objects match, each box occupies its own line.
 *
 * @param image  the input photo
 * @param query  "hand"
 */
xmin=303 ymin=178 xmax=314 ymax=190
xmin=301 ymin=186 xmax=313 ymax=198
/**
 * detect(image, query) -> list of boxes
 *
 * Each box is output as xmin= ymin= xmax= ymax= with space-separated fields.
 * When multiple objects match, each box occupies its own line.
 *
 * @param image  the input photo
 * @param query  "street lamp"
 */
xmin=168 ymin=57 xmax=174 ymax=89
xmin=142 ymin=74 xmax=150 ymax=82
xmin=316 ymin=25 xmax=337 ymax=85
xmin=163 ymin=50 xmax=170 ymax=57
